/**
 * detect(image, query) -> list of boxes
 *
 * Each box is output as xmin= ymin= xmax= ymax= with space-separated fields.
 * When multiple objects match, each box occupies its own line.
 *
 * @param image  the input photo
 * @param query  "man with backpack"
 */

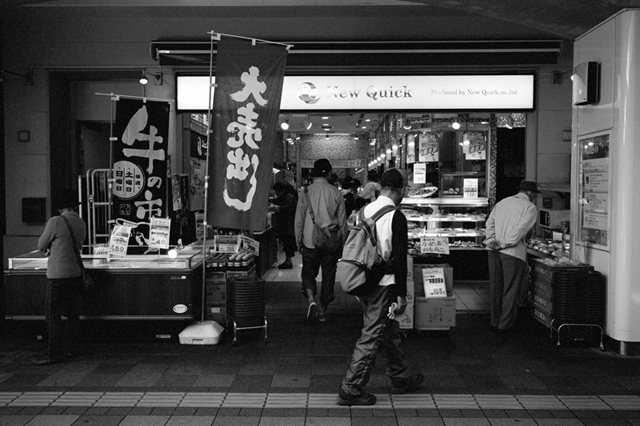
xmin=337 ymin=168 xmax=424 ymax=406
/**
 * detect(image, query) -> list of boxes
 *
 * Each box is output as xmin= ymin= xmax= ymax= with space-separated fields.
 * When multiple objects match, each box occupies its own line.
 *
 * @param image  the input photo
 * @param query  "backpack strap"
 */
xmin=369 ymin=204 xmax=397 ymax=222
xmin=303 ymin=187 xmax=316 ymax=224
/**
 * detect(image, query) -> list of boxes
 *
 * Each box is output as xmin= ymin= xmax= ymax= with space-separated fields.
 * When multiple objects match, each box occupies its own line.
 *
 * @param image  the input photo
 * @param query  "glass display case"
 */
xmin=7 ymin=247 xmax=205 ymax=271
xmin=404 ymin=120 xmax=489 ymax=250
xmin=4 ymin=248 xmax=206 ymax=320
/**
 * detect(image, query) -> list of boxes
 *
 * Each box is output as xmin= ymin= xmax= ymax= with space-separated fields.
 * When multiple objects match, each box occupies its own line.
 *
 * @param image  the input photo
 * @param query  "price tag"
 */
xmin=422 ymin=267 xmax=447 ymax=298
xmin=213 ymin=235 xmax=240 ymax=253
xmin=109 ymin=224 xmax=132 ymax=257
xmin=420 ymin=236 xmax=450 ymax=255
xmin=240 ymin=235 xmax=260 ymax=256
xmin=149 ymin=217 xmax=171 ymax=249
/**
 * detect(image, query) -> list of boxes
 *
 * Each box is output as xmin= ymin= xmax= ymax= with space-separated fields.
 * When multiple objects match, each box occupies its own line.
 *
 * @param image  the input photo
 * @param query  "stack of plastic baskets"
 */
xmin=227 ymin=275 xmax=268 ymax=345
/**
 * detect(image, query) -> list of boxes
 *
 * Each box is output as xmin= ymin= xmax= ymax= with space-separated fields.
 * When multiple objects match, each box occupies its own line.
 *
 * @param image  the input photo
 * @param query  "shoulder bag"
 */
xmin=304 ymin=188 xmax=342 ymax=252
xmin=60 ymin=215 xmax=96 ymax=293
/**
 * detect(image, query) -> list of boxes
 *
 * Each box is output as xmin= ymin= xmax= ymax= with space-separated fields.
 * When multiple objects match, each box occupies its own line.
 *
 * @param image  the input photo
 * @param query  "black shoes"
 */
xmin=337 ymin=388 xmax=377 ymax=406
xmin=278 ymin=261 xmax=293 ymax=269
xmin=391 ymin=374 xmax=425 ymax=394
xmin=31 ymin=357 xmax=66 ymax=366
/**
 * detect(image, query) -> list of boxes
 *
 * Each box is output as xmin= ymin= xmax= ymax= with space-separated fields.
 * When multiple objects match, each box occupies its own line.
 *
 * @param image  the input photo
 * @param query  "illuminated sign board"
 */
xmin=177 ymin=74 xmax=534 ymax=111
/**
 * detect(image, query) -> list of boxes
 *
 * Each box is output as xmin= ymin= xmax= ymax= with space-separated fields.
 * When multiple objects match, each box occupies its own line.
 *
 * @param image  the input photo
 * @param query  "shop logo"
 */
xmin=297 ymin=82 xmax=321 ymax=104
xmin=173 ymin=304 xmax=188 ymax=314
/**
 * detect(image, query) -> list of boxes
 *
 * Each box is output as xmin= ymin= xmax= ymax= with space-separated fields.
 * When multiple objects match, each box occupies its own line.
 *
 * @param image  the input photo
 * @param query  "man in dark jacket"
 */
xmin=33 ymin=191 xmax=87 ymax=365
xmin=271 ymin=182 xmax=298 ymax=269
xmin=338 ymin=168 xmax=424 ymax=406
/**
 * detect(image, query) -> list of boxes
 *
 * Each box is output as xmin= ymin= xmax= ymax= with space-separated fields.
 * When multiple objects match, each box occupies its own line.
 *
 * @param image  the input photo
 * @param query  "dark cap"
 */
xmin=56 ymin=190 xmax=79 ymax=210
xmin=380 ymin=168 xmax=407 ymax=189
xmin=518 ymin=180 xmax=540 ymax=193
xmin=313 ymin=158 xmax=332 ymax=177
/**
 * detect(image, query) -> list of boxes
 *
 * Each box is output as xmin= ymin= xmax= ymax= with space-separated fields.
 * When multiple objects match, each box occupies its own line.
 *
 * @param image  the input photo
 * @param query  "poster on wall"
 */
xmin=207 ymin=36 xmax=289 ymax=232
xmin=189 ymin=130 xmax=207 ymax=211
xmin=464 ymin=132 xmax=486 ymax=160
xmin=579 ymin=132 xmax=610 ymax=250
xmin=418 ymin=133 xmax=439 ymax=162
xmin=413 ymin=163 xmax=426 ymax=184
xmin=406 ymin=134 xmax=417 ymax=164
xmin=112 ymin=98 xmax=170 ymax=252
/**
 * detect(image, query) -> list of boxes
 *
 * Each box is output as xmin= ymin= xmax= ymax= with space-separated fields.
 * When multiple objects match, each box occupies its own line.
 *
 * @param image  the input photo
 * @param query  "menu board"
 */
xmin=579 ymin=132 xmax=610 ymax=249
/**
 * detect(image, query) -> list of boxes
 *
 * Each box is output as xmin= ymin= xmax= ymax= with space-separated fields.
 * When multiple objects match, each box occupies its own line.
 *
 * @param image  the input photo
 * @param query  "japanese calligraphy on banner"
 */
xmin=112 ymin=99 xmax=170 ymax=250
xmin=418 ymin=133 xmax=439 ymax=162
xmin=207 ymin=36 xmax=288 ymax=231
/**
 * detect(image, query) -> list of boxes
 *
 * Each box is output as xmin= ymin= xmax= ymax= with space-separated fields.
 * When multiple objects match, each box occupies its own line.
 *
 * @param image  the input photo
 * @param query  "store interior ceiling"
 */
xmin=5 ymin=0 xmax=640 ymax=41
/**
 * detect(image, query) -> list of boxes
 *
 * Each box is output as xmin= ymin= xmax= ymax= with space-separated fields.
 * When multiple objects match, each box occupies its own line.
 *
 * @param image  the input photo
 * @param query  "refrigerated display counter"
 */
xmin=3 ymin=248 xmax=206 ymax=320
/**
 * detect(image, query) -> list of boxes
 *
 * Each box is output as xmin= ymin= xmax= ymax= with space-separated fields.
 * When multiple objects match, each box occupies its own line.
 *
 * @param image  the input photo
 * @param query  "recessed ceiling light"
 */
xmin=322 ymin=116 xmax=329 ymax=120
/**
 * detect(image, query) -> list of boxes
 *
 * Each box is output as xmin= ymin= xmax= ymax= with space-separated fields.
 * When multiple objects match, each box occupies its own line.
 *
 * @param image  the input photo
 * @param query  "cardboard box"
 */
xmin=414 ymin=296 xmax=456 ymax=329
xmin=205 ymin=283 xmax=227 ymax=304
xmin=413 ymin=264 xmax=453 ymax=298
xmin=205 ymin=303 xmax=227 ymax=324
xmin=396 ymin=279 xmax=414 ymax=330
xmin=406 ymin=255 xmax=414 ymax=281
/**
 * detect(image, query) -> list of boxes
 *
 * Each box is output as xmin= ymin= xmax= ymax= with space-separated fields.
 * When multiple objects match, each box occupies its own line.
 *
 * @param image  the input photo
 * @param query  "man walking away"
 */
xmin=295 ymin=159 xmax=348 ymax=324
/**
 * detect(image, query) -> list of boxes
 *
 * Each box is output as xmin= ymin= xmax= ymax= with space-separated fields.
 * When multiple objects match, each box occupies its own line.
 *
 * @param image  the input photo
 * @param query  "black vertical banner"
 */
xmin=207 ymin=36 xmax=288 ymax=231
xmin=112 ymin=99 xmax=170 ymax=250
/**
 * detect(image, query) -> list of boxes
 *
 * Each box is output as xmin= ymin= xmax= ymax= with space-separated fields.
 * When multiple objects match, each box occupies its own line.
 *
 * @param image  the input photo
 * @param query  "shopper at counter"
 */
xmin=484 ymin=180 xmax=539 ymax=333
xmin=32 ymin=191 xmax=87 ymax=366
xmin=295 ymin=158 xmax=347 ymax=324
xmin=338 ymin=168 xmax=424 ymax=406
xmin=270 ymin=182 xmax=298 ymax=269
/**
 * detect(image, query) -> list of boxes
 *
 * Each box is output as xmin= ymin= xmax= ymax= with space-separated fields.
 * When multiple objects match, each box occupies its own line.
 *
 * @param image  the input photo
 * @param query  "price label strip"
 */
xmin=149 ymin=217 xmax=171 ymax=250
xmin=213 ymin=235 xmax=240 ymax=253
xmin=109 ymin=224 xmax=132 ymax=257
xmin=240 ymin=235 xmax=260 ymax=256
xmin=422 ymin=267 xmax=447 ymax=298
xmin=420 ymin=236 xmax=450 ymax=255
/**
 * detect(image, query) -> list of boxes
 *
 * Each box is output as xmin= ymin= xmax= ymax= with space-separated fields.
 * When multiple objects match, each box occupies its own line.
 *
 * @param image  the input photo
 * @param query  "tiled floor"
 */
xmin=1 ymin=251 xmax=640 ymax=425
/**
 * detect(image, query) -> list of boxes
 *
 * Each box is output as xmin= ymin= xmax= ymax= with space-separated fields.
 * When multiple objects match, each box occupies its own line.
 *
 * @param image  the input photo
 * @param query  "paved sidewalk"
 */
xmin=1 ymin=277 xmax=639 ymax=425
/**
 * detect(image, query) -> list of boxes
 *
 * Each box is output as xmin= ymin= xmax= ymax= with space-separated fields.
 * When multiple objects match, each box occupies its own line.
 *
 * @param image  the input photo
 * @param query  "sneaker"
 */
xmin=318 ymin=306 xmax=328 ymax=322
xmin=307 ymin=302 xmax=319 ymax=324
xmin=337 ymin=389 xmax=377 ymax=406
xmin=391 ymin=374 xmax=425 ymax=394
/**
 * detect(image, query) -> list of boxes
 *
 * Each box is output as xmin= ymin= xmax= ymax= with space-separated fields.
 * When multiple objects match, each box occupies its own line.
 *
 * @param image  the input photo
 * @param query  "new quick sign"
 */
xmin=177 ymin=74 xmax=534 ymax=111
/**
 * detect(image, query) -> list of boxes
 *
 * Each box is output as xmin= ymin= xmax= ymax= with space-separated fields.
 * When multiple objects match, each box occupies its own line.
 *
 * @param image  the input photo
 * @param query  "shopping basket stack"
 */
xmin=530 ymin=259 xmax=605 ymax=348
xmin=227 ymin=275 xmax=268 ymax=345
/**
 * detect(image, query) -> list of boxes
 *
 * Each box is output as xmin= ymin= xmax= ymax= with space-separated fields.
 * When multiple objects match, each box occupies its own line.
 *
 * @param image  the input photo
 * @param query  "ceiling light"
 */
xmin=322 ymin=116 xmax=329 ymax=120
xmin=280 ymin=117 xmax=289 ymax=130
xmin=139 ymin=70 xmax=149 ymax=85
xmin=451 ymin=117 xmax=461 ymax=130
xmin=403 ymin=120 xmax=412 ymax=130
xmin=303 ymin=117 xmax=312 ymax=130
xmin=505 ymin=116 xmax=514 ymax=129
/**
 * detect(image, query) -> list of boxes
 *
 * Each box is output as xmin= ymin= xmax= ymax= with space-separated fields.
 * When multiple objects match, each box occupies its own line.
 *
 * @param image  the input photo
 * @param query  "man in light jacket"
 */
xmin=295 ymin=158 xmax=347 ymax=324
xmin=484 ymin=180 xmax=539 ymax=332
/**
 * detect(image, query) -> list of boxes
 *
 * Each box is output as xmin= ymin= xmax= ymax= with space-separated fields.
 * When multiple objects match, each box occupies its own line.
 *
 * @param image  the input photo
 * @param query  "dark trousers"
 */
xmin=488 ymin=251 xmax=528 ymax=330
xmin=280 ymin=234 xmax=297 ymax=259
xmin=300 ymin=245 xmax=339 ymax=307
xmin=45 ymin=276 xmax=83 ymax=359
xmin=341 ymin=285 xmax=410 ymax=395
